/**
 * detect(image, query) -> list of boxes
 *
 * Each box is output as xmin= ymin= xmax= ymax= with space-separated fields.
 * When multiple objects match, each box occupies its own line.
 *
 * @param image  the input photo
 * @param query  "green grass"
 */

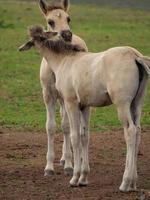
xmin=0 ymin=1 xmax=150 ymax=131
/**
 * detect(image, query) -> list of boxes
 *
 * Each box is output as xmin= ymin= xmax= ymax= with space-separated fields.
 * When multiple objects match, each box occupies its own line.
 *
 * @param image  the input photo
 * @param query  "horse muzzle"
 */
xmin=61 ymin=30 xmax=72 ymax=42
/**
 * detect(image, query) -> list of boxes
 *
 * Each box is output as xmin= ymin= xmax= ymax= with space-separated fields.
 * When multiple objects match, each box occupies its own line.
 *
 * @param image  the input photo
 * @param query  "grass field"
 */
xmin=0 ymin=1 xmax=150 ymax=131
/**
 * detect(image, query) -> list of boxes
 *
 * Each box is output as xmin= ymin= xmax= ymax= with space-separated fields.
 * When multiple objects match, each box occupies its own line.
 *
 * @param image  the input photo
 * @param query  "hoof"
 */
xmin=78 ymin=181 xmax=88 ymax=187
xmin=119 ymin=187 xmax=131 ymax=193
xmin=78 ymin=177 xmax=88 ymax=187
xmin=60 ymin=159 xmax=65 ymax=166
xmin=64 ymin=167 xmax=73 ymax=176
xmin=119 ymin=187 xmax=136 ymax=193
xmin=70 ymin=178 xmax=79 ymax=187
xmin=44 ymin=169 xmax=54 ymax=176
xmin=138 ymin=150 xmax=143 ymax=156
xmin=70 ymin=182 xmax=78 ymax=187
xmin=119 ymin=184 xmax=136 ymax=193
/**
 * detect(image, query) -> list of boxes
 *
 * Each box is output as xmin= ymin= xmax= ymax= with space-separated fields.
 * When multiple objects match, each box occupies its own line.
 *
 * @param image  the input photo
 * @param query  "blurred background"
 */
xmin=0 ymin=0 xmax=150 ymax=131
xmin=72 ymin=0 xmax=150 ymax=10
xmin=8 ymin=0 xmax=150 ymax=10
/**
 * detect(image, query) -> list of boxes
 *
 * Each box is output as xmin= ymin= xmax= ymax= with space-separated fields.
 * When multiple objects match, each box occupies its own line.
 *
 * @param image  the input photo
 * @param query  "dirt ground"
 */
xmin=0 ymin=128 xmax=150 ymax=200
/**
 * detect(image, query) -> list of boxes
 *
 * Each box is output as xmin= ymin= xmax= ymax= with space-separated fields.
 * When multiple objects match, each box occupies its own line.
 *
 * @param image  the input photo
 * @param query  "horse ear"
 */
xmin=18 ymin=40 xmax=34 ymax=52
xmin=39 ymin=0 xmax=48 ymax=15
xmin=62 ymin=0 xmax=70 ymax=11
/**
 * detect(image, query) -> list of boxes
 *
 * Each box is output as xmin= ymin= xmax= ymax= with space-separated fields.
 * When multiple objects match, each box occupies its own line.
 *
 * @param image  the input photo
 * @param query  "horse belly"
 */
xmin=78 ymin=88 xmax=112 ymax=107
xmin=89 ymin=91 xmax=112 ymax=107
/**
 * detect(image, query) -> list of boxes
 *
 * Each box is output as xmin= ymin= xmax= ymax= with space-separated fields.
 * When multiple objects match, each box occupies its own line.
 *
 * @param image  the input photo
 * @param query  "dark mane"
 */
xmin=47 ymin=5 xmax=63 ymax=11
xmin=47 ymin=2 xmax=64 ymax=11
xmin=43 ymin=39 xmax=86 ymax=54
xmin=29 ymin=26 xmax=44 ymax=38
xmin=29 ymin=26 xmax=86 ymax=54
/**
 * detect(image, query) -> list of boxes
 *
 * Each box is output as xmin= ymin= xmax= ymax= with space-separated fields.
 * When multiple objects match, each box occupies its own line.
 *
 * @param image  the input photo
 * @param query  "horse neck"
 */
xmin=46 ymin=51 xmax=64 ymax=73
xmin=38 ymin=45 xmax=65 ymax=73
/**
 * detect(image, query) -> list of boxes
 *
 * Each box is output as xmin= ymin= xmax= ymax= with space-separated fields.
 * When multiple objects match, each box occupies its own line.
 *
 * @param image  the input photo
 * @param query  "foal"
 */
xmin=38 ymin=0 xmax=88 ymax=176
xmin=19 ymin=26 xmax=150 ymax=192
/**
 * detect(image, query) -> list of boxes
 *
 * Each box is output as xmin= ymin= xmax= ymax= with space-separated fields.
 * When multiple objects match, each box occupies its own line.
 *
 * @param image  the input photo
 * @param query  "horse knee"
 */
xmin=125 ymin=125 xmax=137 ymax=144
xmin=80 ymin=131 xmax=89 ymax=146
xmin=42 ymin=88 xmax=51 ymax=104
xmin=136 ymin=125 xmax=141 ymax=133
xmin=70 ymin=133 xmax=80 ymax=148
xmin=46 ymin=120 xmax=56 ymax=135
xmin=60 ymin=107 xmax=70 ymax=134
xmin=61 ymin=120 xmax=70 ymax=134
xmin=44 ymin=95 xmax=50 ymax=105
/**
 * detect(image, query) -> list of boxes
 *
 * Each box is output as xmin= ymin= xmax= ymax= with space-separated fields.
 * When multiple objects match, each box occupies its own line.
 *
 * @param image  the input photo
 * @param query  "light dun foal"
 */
xmin=38 ymin=0 xmax=88 ymax=176
xmin=19 ymin=26 xmax=150 ymax=192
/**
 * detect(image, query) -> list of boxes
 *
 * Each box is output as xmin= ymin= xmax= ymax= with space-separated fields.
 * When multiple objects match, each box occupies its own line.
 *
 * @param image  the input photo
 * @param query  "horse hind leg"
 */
xmin=78 ymin=107 xmax=90 ymax=186
xmin=131 ymin=102 xmax=142 ymax=155
xmin=132 ymin=60 xmax=149 ymax=157
xmin=117 ymin=104 xmax=138 ymax=192
xmin=130 ymin=99 xmax=145 ymax=188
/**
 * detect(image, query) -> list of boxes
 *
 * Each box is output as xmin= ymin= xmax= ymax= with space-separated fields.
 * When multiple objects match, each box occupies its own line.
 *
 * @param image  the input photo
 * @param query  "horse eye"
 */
xmin=67 ymin=17 xmax=71 ymax=23
xmin=48 ymin=20 xmax=55 ymax=29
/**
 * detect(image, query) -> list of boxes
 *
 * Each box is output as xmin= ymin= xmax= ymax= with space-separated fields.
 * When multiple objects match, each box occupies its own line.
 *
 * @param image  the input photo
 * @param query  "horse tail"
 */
xmin=130 ymin=56 xmax=150 ymax=123
xmin=136 ymin=56 xmax=150 ymax=75
xmin=135 ymin=56 xmax=150 ymax=103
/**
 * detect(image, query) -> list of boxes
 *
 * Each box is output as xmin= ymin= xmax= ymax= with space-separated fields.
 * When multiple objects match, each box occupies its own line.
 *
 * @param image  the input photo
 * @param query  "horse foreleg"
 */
xmin=65 ymin=101 xmax=81 ymax=186
xmin=59 ymin=100 xmax=73 ymax=175
xmin=43 ymin=88 xmax=57 ymax=176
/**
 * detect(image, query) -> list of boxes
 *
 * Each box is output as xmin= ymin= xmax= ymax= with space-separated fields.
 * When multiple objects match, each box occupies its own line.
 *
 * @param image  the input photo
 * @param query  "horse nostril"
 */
xmin=61 ymin=32 xmax=66 ymax=38
xmin=67 ymin=31 xmax=72 ymax=37
xmin=69 ymin=32 xmax=72 ymax=38
xmin=61 ymin=30 xmax=72 ymax=42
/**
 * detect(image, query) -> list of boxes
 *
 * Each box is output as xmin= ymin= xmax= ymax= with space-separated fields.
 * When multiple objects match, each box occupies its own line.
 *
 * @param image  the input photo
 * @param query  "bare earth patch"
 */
xmin=0 ymin=128 xmax=150 ymax=200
